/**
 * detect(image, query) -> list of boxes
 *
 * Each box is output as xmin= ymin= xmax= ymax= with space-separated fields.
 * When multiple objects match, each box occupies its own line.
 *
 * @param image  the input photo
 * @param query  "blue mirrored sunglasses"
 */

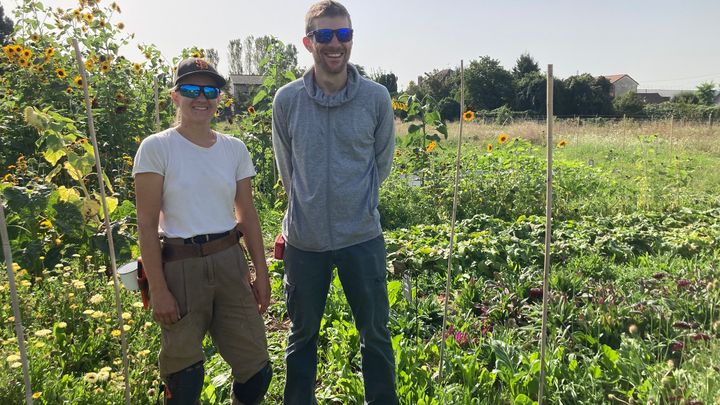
xmin=306 ymin=28 xmax=353 ymax=44
xmin=176 ymin=84 xmax=220 ymax=100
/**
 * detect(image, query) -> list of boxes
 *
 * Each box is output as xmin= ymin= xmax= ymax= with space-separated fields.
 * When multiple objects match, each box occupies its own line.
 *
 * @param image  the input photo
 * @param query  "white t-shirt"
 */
xmin=132 ymin=128 xmax=256 ymax=238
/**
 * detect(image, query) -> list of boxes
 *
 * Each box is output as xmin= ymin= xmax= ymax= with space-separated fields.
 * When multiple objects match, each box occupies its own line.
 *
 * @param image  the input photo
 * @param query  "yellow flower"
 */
xmin=18 ymin=58 xmax=30 ymax=68
xmin=84 ymin=58 xmax=94 ymax=71
xmin=111 ymin=2 xmax=122 ymax=12
xmin=426 ymin=141 xmax=437 ymax=153
xmin=110 ymin=329 xmax=121 ymax=337
xmin=138 ymin=349 xmax=150 ymax=357
xmin=73 ymin=75 xmax=83 ymax=87
xmin=32 ymin=392 xmax=42 ymax=400
xmin=57 ymin=322 xmax=67 ymax=328
xmin=486 ymin=143 xmax=493 ymax=153
xmin=21 ymin=49 xmax=32 ymax=59
xmin=30 ymin=34 xmax=40 ymax=42
xmin=10 ymin=362 xmax=22 ymax=369
xmin=13 ymin=45 xmax=22 ymax=53
xmin=84 ymin=372 xmax=98 ymax=383
xmin=72 ymin=9 xmax=82 ymax=19
xmin=6 ymin=354 xmax=20 ymax=363
xmin=498 ymin=133 xmax=509 ymax=144
xmin=123 ymin=324 xmax=131 ymax=331
xmin=463 ymin=111 xmax=475 ymax=121
xmin=56 ymin=68 xmax=67 ymax=79
xmin=132 ymin=63 xmax=142 ymax=74
xmin=97 ymin=370 xmax=110 ymax=381
xmin=44 ymin=47 xmax=55 ymax=58
xmin=247 ymin=106 xmax=256 ymax=114
xmin=83 ymin=13 xmax=93 ymax=23
xmin=557 ymin=139 xmax=567 ymax=148
xmin=89 ymin=294 xmax=104 ymax=304
xmin=91 ymin=311 xmax=106 ymax=319
xmin=34 ymin=329 xmax=52 ymax=337
xmin=132 ymin=301 xmax=144 ymax=308
xmin=116 ymin=22 xmax=125 ymax=30
xmin=66 ymin=87 xmax=74 ymax=94
xmin=39 ymin=219 xmax=53 ymax=229
xmin=100 ymin=62 xmax=110 ymax=73
xmin=121 ymin=312 xmax=131 ymax=320
xmin=190 ymin=50 xmax=203 ymax=58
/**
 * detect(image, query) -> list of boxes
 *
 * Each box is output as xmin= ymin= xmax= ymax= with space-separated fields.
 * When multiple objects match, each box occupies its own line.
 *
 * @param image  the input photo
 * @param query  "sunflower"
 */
xmin=247 ymin=106 xmax=256 ymax=114
xmin=72 ymin=9 xmax=82 ymax=20
xmin=83 ymin=13 xmax=93 ymax=23
xmin=56 ymin=68 xmax=67 ymax=79
xmin=2 ymin=45 xmax=13 ymax=57
xmin=132 ymin=63 xmax=142 ymax=74
xmin=426 ymin=141 xmax=438 ymax=153
xmin=13 ymin=45 xmax=22 ymax=53
xmin=463 ymin=111 xmax=475 ymax=121
xmin=111 ymin=2 xmax=121 ymax=12
xmin=44 ymin=47 xmax=55 ymax=58
xmin=557 ymin=140 xmax=567 ymax=148
xmin=498 ymin=133 xmax=509 ymax=144
xmin=30 ymin=34 xmax=40 ymax=42
xmin=73 ymin=76 xmax=83 ymax=87
xmin=100 ymin=61 xmax=110 ymax=73
xmin=97 ymin=20 xmax=106 ymax=28
xmin=84 ymin=58 xmax=94 ymax=71
xmin=66 ymin=87 xmax=74 ymax=94
xmin=117 ymin=22 xmax=125 ymax=30
xmin=18 ymin=58 xmax=30 ymax=68
xmin=21 ymin=49 xmax=32 ymax=58
xmin=486 ymin=144 xmax=493 ymax=153
xmin=190 ymin=51 xmax=202 ymax=58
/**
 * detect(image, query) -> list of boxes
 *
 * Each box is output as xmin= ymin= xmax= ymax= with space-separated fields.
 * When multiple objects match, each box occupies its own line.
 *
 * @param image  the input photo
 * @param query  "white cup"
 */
xmin=117 ymin=261 xmax=139 ymax=290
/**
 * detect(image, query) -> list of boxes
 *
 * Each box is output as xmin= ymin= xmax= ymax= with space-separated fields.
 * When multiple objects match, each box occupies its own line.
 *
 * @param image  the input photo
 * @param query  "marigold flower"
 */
xmin=247 ymin=106 xmax=256 ymax=114
xmin=426 ymin=141 xmax=437 ymax=153
xmin=73 ymin=75 xmax=83 ymax=86
xmin=56 ymin=68 xmax=67 ymax=79
xmin=32 ymin=392 xmax=42 ymax=400
xmin=84 ymin=372 xmax=98 ymax=383
xmin=486 ymin=143 xmax=493 ymax=153
xmin=110 ymin=329 xmax=121 ymax=337
xmin=498 ymin=133 xmax=509 ymax=144
xmin=89 ymin=294 xmax=104 ymax=304
xmin=34 ymin=329 xmax=52 ymax=337
xmin=463 ymin=111 xmax=475 ymax=121
xmin=557 ymin=140 xmax=567 ymax=148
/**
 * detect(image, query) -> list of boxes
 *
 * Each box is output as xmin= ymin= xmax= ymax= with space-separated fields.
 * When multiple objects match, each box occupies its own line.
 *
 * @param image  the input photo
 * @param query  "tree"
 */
xmin=407 ymin=68 xmax=458 ymax=104
xmin=512 ymin=53 xmax=540 ymax=78
xmin=227 ymin=35 xmax=298 ymax=76
xmin=513 ymin=71 xmax=546 ymax=113
xmin=672 ymin=92 xmax=699 ymax=104
xmin=696 ymin=81 xmax=716 ymax=105
xmin=464 ymin=56 xmax=514 ymax=110
xmin=0 ymin=5 xmax=14 ymax=45
xmin=205 ymin=48 xmax=219 ymax=68
xmin=556 ymin=74 xmax=613 ymax=116
xmin=613 ymin=92 xmax=645 ymax=117
xmin=370 ymin=69 xmax=398 ymax=95
xmin=227 ymin=39 xmax=244 ymax=74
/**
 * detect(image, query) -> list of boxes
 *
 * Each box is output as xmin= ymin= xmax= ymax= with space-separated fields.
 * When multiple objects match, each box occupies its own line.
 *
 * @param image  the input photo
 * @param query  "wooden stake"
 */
xmin=71 ymin=38 xmax=132 ymax=405
xmin=438 ymin=60 xmax=465 ymax=398
xmin=0 ymin=200 xmax=33 ymax=404
xmin=154 ymin=75 xmax=161 ymax=131
xmin=539 ymin=64 xmax=554 ymax=405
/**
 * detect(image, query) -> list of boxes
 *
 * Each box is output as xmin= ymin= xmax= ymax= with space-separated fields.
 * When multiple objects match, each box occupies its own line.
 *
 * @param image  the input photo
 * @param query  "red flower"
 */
xmin=673 ymin=321 xmax=692 ymax=330
xmin=671 ymin=341 xmax=684 ymax=352
xmin=529 ymin=287 xmax=543 ymax=299
xmin=676 ymin=279 xmax=691 ymax=289
xmin=692 ymin=333 xmax=711 ymax=341
xmin=247 ymin=106 xmax=256 ymax=114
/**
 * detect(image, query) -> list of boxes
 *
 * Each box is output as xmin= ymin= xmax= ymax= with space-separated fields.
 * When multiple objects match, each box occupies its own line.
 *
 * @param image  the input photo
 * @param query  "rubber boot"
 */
xmin=232 ymin=362 xmax=272 ymax=405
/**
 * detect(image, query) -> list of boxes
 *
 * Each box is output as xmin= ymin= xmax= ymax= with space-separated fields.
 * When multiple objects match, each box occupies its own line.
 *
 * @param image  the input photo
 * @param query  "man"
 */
xmin=271 ymin=1 xmax=397 ymax=404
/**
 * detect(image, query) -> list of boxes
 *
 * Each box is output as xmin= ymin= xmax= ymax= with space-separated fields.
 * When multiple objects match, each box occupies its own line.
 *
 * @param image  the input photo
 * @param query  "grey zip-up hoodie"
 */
xmin=272 ymin=64 xmax=395 ymax=252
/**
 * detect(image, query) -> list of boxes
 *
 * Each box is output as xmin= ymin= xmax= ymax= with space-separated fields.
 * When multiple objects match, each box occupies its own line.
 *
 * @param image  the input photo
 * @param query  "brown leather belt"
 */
xmin=161 ymin=230 xmax=242 ymax=263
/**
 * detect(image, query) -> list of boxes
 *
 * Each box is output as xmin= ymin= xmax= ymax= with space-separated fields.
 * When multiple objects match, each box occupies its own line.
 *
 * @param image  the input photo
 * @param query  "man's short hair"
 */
xmin=305 ymin=0 xmax=352 ymax=34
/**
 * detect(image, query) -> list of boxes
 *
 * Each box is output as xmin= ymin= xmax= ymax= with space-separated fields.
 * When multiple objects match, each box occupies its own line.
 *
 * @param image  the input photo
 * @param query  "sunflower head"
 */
xmin=100 ymin=62 xmax=110 ymax=73
xmin=557 ymin=140 xmax=567 ymax=148
xmin=73 ymin=76 xmax=83 ymax=86
xmin=498 ymin=133 xmax=509 ymax=144
xmin=30 ymin=34 xmax=41 ymax=42
xmin=426 ymin=141 xmax=438 ymax=153
xmin=18 ymin=58 xmax=30 ymax=68
xmin=83 ymin=13 xmax=93 ymax=23
xmin=117 ymin=22 xmax=125 ymax=30
xmin=66 ymin=87 xmax=74 ymax=94
xmin=56 ymin=68 xmax=67 ymax=79
xmin=486 ymin=144 xmax=493 ymax=153
xmin=44 ymin=48 xmax=55 ymax=58
xmin=132 ymin=63 xmax=142 ymax=73
xmin=463 ymin=111 xmax=475 ymax=121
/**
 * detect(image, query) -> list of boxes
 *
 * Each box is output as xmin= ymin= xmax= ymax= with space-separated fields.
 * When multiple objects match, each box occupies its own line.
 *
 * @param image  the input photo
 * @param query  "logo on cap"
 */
xmin=195 ymin=59 xmax=209 ymax=70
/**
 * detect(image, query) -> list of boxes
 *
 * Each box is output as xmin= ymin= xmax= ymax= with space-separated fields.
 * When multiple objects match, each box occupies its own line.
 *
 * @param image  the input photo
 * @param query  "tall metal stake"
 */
xmin=438 ymin=60 xmax=465 ymax=401
xmin=71 ymin=39 xmax=132 ymax=405
xmin=0 ymin=199 xmax=33 ymax=404
xmin=538 ymin=64 xmax=554 ymax=405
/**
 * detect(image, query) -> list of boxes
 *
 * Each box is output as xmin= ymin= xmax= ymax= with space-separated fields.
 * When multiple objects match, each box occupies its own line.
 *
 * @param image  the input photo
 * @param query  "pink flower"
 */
xmin=671 ymin=341 xmax=684 ymax=352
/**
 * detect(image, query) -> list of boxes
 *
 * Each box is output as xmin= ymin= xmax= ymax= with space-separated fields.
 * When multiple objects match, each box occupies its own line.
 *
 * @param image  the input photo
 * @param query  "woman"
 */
xmin=133 ymin=57 xmax=272 ymax=405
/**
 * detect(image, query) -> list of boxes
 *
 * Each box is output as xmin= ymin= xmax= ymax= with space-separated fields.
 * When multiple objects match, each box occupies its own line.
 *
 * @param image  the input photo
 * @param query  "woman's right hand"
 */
xmin=151 ymin=287 xmax=181 ymax=327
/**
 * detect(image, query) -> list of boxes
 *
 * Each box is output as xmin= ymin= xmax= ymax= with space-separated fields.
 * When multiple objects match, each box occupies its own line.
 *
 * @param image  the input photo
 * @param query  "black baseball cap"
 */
xmin=173 ymin=57 xmax=226 ymax=87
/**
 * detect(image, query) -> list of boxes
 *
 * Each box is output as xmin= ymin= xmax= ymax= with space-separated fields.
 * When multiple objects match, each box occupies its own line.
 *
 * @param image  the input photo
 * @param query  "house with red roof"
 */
xmin=601 ymin=74 xmax=639 ymax=98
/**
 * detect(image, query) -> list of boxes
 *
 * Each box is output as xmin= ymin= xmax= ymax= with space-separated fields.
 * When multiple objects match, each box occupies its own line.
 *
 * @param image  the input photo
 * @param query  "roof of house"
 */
xmin=635 ymin=92 xmax=670 ymax=104
xmin=601 ymin=74 xmax=639 ymax=85
xmin=229 ymin=74 xmax=265 ymax=86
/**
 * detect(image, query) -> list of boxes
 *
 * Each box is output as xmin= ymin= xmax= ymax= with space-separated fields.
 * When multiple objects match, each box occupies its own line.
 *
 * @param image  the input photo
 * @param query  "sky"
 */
xmin=2 ymin=0 xmax=719 ymax=92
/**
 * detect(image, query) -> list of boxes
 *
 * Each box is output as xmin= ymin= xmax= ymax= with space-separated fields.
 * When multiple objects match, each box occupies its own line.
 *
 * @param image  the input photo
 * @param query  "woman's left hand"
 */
xmin=251 ymin=270 xmax=271 ymax=314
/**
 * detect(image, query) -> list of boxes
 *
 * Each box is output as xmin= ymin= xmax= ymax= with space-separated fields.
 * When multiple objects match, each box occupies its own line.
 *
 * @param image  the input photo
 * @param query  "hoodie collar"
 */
xmin=303 ymin=63 xmax=361 ymax=107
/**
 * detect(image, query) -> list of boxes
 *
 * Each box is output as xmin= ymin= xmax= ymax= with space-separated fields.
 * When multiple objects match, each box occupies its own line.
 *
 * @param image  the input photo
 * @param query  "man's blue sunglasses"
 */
xmin=306 ymin=28 xmax=353 ymax=44
xmin=176 ymin=84 xmax=220 ymax=100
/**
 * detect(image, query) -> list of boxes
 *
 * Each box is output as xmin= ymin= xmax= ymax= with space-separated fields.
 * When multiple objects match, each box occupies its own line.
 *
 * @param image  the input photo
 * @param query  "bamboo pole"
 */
xmin=154 ymin=75 xmax=161 ymax=131
xmin=538 ymin=64 xmax=554 ymax=405
xmin=0 ymin=200 xmax=33 ymax=404
xmin=71 ymin=39 xmax=132 ymax=405
xmin=438 ymin=60 xmax=465 ymax=396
